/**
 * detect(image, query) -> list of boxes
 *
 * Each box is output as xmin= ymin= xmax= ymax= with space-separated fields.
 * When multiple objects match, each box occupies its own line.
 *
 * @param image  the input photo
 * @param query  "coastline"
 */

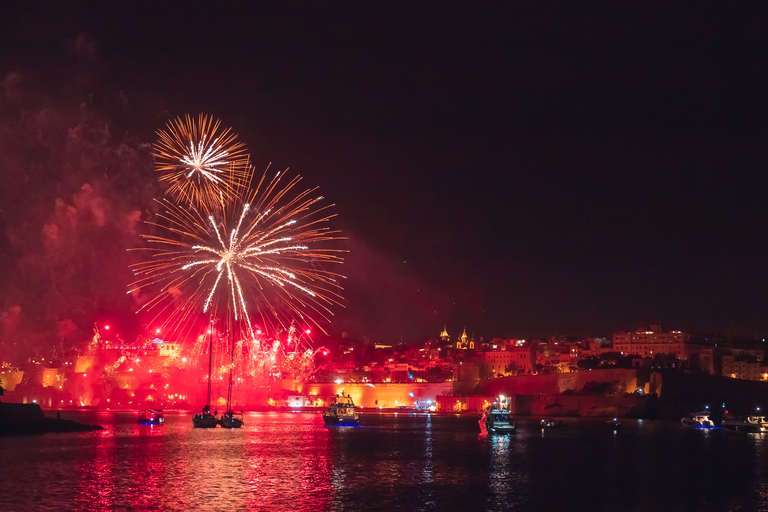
xmin=0 ymin=402 xmax=103 ymax=436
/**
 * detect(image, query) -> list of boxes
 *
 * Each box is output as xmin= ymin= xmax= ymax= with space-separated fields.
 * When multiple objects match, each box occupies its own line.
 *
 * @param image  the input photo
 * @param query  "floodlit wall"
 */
xmin=0 ymin=371 xmax=24 ymax=391
xmin=477 ymin=368 xmax=649 ymax=396
xmin=298 ymin=382 xmax=454 ymax=408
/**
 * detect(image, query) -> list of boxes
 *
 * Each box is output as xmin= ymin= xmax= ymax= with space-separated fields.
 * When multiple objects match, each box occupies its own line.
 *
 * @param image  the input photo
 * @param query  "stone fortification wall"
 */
xmin=298 ymin=382 xmax=454 ymax=408
xmin=0 ymin=371 xmax=24 ymax=392
xmin=654 ymin=371 xmax=768 ymax=417
xmin=476 ymin=368 xmax=650 ymax=397
xmin=515 ymin=393 xmax=650 ymax=417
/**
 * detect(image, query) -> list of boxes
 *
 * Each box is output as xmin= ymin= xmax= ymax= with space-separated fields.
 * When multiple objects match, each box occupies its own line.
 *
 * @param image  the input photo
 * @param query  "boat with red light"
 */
xmin=137 ymin=409 xmax=164 ymax=425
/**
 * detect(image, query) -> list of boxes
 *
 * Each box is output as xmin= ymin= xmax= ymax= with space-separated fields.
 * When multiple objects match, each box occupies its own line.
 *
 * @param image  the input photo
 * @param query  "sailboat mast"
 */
xmin=207 ymin=319 xmax=213 ymax=407
xmin=226 ymin=310 xmax=235 ymax=411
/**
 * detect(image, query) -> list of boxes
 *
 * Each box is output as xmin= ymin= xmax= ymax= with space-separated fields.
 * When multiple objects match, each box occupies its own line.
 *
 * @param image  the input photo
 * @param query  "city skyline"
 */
xmin=1 ymin=4 xmax=768 ymax=349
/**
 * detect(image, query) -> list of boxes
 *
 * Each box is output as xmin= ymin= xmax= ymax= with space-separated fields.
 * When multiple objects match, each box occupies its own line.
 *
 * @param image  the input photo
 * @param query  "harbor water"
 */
xmin=2 ymin=411 xmax=768 ymax=511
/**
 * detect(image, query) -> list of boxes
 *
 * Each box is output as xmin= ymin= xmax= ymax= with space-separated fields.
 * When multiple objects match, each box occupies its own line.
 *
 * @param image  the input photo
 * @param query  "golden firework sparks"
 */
xmin=153 ymin=114 xmax=252 ymax=211
xmin=129 ymin=166 xmax=345 ymax=342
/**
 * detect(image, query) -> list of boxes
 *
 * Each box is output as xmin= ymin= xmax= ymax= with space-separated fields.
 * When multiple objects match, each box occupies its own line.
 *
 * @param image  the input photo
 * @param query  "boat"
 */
xmin=721 ymin=415 xmax=768 ymax=433
xmin=192 ymin=405 xmax=219 ymax=428
xmin=220 ymin=409 xmax=244 ymax=429
xmin=137 ymin=409 xmax=164 ymax=425
xmin=607 ymin=418 xmax=621 ymax=431
xmin=680 ymin=411 xmax=716 ymax=429
xmin=540 ymin=419 xmax=562 ymax=429
xmin=219 ymin=316 xmax=243 ymax=429
xmin=480 ymin=397 xmax=516 ymax=435
xmin=323 ymin=394 xmax=360 ymax=427
xmin=193 ymin=319 xmax=219 ymax=428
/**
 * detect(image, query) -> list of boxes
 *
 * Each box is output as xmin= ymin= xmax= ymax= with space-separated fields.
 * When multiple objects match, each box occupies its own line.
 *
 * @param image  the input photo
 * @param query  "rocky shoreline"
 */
xmin=0 ymin=402 xmax=103 ymax=436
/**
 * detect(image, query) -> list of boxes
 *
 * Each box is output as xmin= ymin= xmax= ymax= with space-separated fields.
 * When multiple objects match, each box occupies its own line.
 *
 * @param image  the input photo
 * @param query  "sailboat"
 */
xmin=219 ymin=315 xmax=244 ymax=429
xmin=192 ymin=319 xmax=219 ymax=428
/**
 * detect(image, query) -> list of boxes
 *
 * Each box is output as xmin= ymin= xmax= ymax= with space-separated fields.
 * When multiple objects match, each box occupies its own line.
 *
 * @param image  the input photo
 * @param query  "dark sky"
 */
xmin=2 ymin=3 xmax=768 ymax=345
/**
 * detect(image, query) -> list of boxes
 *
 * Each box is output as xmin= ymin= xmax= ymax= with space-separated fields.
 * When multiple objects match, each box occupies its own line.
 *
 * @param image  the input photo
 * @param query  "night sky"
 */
xmin=2 ymin=3 xmax=768 ymax=347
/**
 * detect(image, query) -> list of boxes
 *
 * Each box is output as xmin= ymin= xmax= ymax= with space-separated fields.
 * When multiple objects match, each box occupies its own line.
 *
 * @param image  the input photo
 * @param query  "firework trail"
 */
xmin=129 ymin=166 xmax=345 ymax=345
xmin=237 ymin=323 xmax=317 ymax=382
xmin=153 ymin=114 xmax=252 ymax=211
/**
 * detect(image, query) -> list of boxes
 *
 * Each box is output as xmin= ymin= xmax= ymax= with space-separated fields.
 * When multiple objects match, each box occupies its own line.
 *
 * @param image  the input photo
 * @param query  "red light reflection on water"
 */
xmin=241 ymin=413 xmax=335 ymax=511
xmin=126 ymin=423 xmax=166 ymax=510
xmin=64 ymin=411 xmax=337 ymax=510
xmin=74 ymin=427 xmax=119 ymax=510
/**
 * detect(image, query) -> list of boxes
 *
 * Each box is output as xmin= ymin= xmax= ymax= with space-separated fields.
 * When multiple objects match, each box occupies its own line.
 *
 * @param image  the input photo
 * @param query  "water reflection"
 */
xmin=75 ymin=426 xmax=118 ymax=510
xmin=5 ymin=412 xmax=768 ymax=511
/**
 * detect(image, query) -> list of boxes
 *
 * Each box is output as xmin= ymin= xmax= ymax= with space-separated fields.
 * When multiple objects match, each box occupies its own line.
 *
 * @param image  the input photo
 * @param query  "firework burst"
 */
xmin=153 ymin=114 xmax=252 ymax=211
xmin=129 ymin=166 xmax=345 ymax=342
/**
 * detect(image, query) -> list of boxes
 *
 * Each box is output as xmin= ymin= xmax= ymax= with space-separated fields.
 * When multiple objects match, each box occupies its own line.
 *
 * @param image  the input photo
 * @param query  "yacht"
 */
xmin=219 ymin=318 xmax=244 ymax=429
xmin=193 ymin=320 xmax=219 ymax=429
xmin=220 ymin=410 xmax=244 ymax=429
xmin=137 ymin=409 xmax=164 ymax=425
xmin=680 ymin=411 xmax=716 ymax=429
xmin=722 ymin=415 xmax=768 ymax=433
xmin=192 ymin=405 xmax=219 ymax=428
xmin=323 ymin=395 xmax=360 ymax=427
xmin=480 ymin=397 xmax=516 ymax=434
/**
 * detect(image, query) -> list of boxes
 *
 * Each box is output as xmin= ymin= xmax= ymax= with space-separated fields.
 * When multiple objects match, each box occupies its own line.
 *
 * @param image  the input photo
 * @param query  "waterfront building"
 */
xmin=721 ymin=354 xmax=766 ymax=381
xmin=612 ymin=325 xmax=702 ymax=362
xmin=481 ymin=342 xmax=536 ymax=376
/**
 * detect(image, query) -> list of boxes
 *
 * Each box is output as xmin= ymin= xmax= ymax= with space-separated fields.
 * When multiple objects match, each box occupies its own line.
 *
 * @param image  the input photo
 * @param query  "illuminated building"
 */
xmin=455 ymin=328 xmax=475 ymax=350
xmin=439 ymin=325 xmax=450 ymax=347
xmin=612 ymin=325 xmax=699 ymax=361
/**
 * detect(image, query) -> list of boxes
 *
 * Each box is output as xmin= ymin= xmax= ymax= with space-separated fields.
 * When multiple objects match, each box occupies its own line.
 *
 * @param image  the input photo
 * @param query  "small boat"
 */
xmin=192 ymin=405 xmax=219 ymax=428
xmin=607 ymin=418 xmax=621 ymax=431
xmin=681 ymin=411 xmax=716 ymax=429
xmin=722 ymin=415 xmax=768 ymax=433
xmin=480 ymin=397 xmax=516 ymax=435
xmin=219 ymin=410 xmax=244 ymax=429
xmin=323 ymin=395 xmax=360 ymax=427
xmin=137 ymin=409 xmax=164 ymax=425
xmin=540 ymin=419 xmax=562 ymax=429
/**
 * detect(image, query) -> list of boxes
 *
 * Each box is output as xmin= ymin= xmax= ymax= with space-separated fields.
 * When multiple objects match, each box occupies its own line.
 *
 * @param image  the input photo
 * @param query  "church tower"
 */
xmin=439 ymin=325 xmax=450 ymax=348
xmin=457 ymin=328 xmax=469 ymax=349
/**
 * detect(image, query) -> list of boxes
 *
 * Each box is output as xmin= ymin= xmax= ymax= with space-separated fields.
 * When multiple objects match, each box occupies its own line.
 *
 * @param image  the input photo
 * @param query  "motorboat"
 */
xmin=219 ymin=410 xmax=244 ymax=429
xmin=721 ymin=415 xmax=768 ymax=433
xmin=192 ymin=405 xmax=219 ymax=428
xmin=137 ymin=409 xmax=164 ymax=425
xmin=607 ymin=418 xmax=621 ymax=431
xmin=680 ymin=411 xmax=716 ymax=429
xmin=480 ymin=397 xmax=516 ymax=435
xmin=540 ymin=419 xmax=562 ymax=429
xmin=323 ymin=395 xmax=360 ymax=427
